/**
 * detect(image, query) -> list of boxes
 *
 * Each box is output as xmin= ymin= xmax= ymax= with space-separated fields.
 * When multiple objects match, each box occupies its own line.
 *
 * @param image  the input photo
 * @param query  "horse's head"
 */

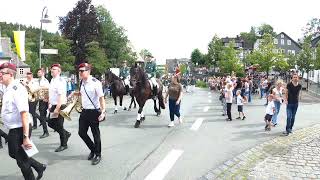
xmin=105 ymin=70 xmax=113 ymax=85
xmin=130 ymin=66 xmax=146 ymax=88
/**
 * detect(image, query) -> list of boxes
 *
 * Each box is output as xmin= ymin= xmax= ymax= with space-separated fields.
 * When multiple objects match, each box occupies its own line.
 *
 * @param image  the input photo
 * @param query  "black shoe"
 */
xmin=92 ymin=155 xmax=101 ymax=165
xmin=0 ymin=144 xmax=3 ymax=149
xmin=282 ymin=131 xmax=289 ymax=136
xmin=88 ymin=152 xmax=95 ymax=160
xmin=32 ymin=126 xmax=37 ymax=130
xmin=36 ymin=164 xmax=46 ymax=180
xmin=242 ymin=116 xmax=246 ymax=120
xmin=39 ymin=133 xmax=49 ymax=139
xmin=236 ymin=117 xmax=241 ymax=119
xmin=55 ymin=146 xmax=68 ymax=152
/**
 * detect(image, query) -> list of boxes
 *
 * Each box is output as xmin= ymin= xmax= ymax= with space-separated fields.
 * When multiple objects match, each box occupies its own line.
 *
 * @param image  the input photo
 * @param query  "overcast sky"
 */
xmin=1 ymin=0 xmax=319 ymax=64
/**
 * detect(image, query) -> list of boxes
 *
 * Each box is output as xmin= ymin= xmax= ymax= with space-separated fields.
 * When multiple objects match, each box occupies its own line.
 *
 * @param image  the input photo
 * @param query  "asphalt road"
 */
xmin=1 ymin=88 xmax=320 ymax=180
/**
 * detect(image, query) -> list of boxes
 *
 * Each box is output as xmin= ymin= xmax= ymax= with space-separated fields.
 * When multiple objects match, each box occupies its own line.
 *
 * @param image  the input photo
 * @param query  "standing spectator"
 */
xmin=260 ymin=77 xmax=268 ymax=99
xmin=264 ymin=80 xmax=273 ymax=105
xmin=220 ymin=81 xmax=227 ymax=116
xmin=165 ymin=75 xmax=183 ymax=127
xmin=264 ymin=95 xmax=276 ymax=131
xmin=248 ymin=77 xmax=253 ymax=102
xmin=236 ymin=90 xmax=246 ymax=120
xmin=225 ymin=83 xmax=233 ymax=121
xmin=283 ymin=73 xmax=302 ymax=136
xmin=67 ymin=78 xmax=73 ymax=96
xmin=190 ymin=76 xmax=196 ymax=93
xmin=271 ymin=80 xmax=284 ymax=126
xmin=244 ymin=78 xmax=250 ymax=102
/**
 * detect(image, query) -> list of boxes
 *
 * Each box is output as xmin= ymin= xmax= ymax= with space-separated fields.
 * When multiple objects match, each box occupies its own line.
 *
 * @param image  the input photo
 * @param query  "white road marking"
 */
xmin=209 ymin=95 xmax=212 ymax=98
xmin=203 ymin=106 xmax=210 ymax=112
xmin=144 ymin=149 xmax=184 ymax=180
xmin=208 ymin=92 xmax=211 ymax=94
xmin=208 ymin=100 xmax=212 ymax=103
xmin=190 ymin=118 xmax=204 ymax=131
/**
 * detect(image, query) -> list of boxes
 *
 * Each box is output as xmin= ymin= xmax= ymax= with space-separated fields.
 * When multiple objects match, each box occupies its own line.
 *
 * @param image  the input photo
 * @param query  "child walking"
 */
xmin=236 ymin=90 xmax=246 ymax=120
xmin=264 ymin=94 xmax=276 ymax=131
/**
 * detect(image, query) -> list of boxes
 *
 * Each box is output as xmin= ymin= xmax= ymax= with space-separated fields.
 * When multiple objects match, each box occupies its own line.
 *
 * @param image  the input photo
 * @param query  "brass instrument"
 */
xmin=60 ymin=92 xmax=82 ymax=121
xmin=25 ymin=85 xmax=38 ymax=102
xmin=37 ymin=88 xmax=49 ymax=100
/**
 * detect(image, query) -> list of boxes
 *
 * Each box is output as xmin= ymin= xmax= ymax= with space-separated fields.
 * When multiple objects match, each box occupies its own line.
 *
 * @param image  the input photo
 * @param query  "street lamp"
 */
xmin=39 ymin=6 xmax=52 ymax=68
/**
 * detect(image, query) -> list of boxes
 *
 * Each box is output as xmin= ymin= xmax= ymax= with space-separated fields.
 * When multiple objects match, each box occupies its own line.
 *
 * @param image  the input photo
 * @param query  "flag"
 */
xmin=13 ymin=31 xmax=26 ymax=61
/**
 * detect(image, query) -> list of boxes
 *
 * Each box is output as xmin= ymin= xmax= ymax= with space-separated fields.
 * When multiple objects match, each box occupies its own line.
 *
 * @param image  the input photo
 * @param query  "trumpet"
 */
xmin=37 ymin=88 xmax=49 ymax=101
xmin=60 ymin=92 xmax=82 ymax=121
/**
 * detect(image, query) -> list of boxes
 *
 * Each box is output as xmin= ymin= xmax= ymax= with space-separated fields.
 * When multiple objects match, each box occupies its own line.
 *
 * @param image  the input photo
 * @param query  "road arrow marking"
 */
xmin=144 ymin=149 xmax=184 ymax=180
xmin=190 ymin=118 xmax=204 ymax=131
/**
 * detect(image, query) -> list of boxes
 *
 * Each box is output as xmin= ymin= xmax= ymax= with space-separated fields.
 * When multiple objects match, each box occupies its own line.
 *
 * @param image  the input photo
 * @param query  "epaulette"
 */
xmin=13 ymin=85 xmax=17 ymax=90
xmin=92 ymin=77 xmax=97 ymax=82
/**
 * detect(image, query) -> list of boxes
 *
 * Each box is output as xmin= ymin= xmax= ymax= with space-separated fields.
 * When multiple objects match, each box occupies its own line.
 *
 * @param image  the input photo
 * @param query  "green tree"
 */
xmin=96 ymin=6 xmax=136 ymax=67
xmin=286 ymin=54 xmax=298 ymax=70
xmin=219 ymin=41 xmax=243 ymax=75
xmin=258 ymin=23 xmax=277 ymax=37
xmin=297 ymin=36 xmax=314 ymax=90
xmin=316 ymin=45 xmax=320 ymax=69
xmin=240 ymin=26 xmax=258 ymax=48
xmin=59 ymin=0 xmax=100 ymax=67
xmin=191 ymin=48 xmax=204 ymax=66
xmin=247 ymin=34 xmax=282 ymax=76
xmin=302 ymin=18 xmax=320 ymax=38
xmin=207 ymin=35 xmax=224 ymax=71
xmin=86 ymin=41 xmax=110 ymax=76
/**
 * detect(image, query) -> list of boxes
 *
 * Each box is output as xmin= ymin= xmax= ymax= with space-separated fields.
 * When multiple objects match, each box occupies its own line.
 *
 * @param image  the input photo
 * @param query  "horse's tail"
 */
xmin=158 ymin=93 xmax=165 ymax=109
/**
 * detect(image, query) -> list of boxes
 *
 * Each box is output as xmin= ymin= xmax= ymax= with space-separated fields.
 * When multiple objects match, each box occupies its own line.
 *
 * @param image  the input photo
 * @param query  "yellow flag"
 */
xmin=13 ymin=31 xmax=26 ymax=61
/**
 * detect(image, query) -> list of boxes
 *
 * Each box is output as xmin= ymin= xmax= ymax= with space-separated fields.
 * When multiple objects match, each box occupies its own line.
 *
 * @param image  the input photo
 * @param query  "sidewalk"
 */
xmin=200 ymin=124 xmax=320 ymax=180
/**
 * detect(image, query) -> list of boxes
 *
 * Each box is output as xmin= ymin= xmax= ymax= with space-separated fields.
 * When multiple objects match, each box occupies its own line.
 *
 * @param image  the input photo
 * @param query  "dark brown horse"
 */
xmin=130 ymin=66 xmax=165 ymax=128
xmin=105 ymin=70 xmax=136 ymax=113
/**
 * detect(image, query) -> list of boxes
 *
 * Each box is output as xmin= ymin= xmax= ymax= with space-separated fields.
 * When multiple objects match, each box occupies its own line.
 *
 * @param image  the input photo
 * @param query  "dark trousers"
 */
xmin=0 ymin=129 xmax=8 ymax=146
xmin=78 ymin=109 xmax=101 ymax=156
xmin=48 ymin=105 xmax=68 ymax=146
xmin=168 ymin=98 xmax=181 ymax=121
xmin=8 ymin=126 xmax=43 ymax=180
xmin=227 ymin=103 xmax=232 ymax=120
xmin=28 ymin=101 xmax=38 ymax=127
xmin=286 ymin=103 xmax=299 ymax=133
xmin=38 ymin=100 xmax=49 ymax=134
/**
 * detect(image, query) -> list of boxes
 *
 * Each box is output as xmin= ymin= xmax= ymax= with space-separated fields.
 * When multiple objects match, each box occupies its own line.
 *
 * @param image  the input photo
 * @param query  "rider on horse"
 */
xmin=145 ymin=55 xmax=158 ymax=100
xmin=120 ymin=60 xmax=130 ymax=94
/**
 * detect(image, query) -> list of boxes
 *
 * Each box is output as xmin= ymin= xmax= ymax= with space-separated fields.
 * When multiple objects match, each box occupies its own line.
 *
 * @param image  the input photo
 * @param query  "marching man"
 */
xmin=0 ymin=63 xmax=46 ymax=180
xmin=145 ymin=55 xmax=158 ymax=100
xmin=75 ymin=63 xmax=106 ymax=165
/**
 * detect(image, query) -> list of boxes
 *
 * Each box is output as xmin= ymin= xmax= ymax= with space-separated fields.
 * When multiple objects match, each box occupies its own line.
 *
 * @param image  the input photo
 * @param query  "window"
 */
xmin=274 ymin=39 xmax=278 ymax=44
xmin=287 ymin=40 xmax=291 ymax=45
xmin=281 ymin=34 xmax=284 ymax=38
xmin=281 ymin=39 xmax=285 ymax=45
xmin=288 ymin=50 xmax=291 ymax=54
xmin=19 ymin=68 xmax=23 ymax=75
xmin=291 ymin=50 xmax=295 ymax=55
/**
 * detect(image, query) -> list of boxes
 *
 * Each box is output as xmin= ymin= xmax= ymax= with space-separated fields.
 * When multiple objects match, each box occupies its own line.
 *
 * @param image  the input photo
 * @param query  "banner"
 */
xmin=13 ymin=31 xmax=26 ymax=61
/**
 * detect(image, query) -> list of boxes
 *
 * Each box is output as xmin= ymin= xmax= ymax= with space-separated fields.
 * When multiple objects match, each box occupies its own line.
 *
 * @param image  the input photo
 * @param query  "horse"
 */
xmin=105 ymin=70 xmax=136 ymax=113
xmin=129 ymin=66 xmax=165 ymax=128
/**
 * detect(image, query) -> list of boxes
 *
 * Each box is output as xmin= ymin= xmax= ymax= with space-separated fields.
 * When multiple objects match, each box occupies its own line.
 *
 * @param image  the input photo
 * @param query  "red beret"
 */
xmin=78 ymin=63 xmax=91 ymax=69
xmin=51 ymin=64 xmax=61 ymax=69
xmin=0 ymin=63 xmax=17 ymax=71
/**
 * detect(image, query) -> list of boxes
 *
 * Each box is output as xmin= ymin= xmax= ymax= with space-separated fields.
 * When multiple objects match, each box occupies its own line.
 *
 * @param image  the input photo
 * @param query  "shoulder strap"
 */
xmin=82 ymin=80 xmax=98 ymax=110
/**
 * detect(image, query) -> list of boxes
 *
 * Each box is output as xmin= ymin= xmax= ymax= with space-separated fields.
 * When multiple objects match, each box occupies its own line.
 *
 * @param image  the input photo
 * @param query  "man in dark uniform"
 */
xmin=119 ymin=60 xmax=130 ymax=94
xmin=75 ymin=63 xmax=106 ymax=165
xmin=145 ymin=55 xmax=158 ymax=99
xmin=0 ymin=63 xmax=46 ymax=180
xmin=48 ymin=64 xmax=71 ymax=152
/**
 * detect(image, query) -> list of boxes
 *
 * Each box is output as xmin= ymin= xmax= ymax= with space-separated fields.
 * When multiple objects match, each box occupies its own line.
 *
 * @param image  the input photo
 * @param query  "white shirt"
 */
xmin=245 ymin=82 xmax=249 ymax=92
xmin=49 ymin=76 xmax=67 ymax=105
xmin=237 ymin=95 xmax=244 ymax=105
xmin=2 ymin=80 xmax=30 ymax=129
xmin=225 ymin=89 xmax=233 ymax=103
xmin=80 ymin=76 xmax=104 ymax=109
xmin=38 ymin=77 xmax=50 ymax=89
xmin=26 ymin=78 xmax=39 ymax=92
xmin=265 ymin=101 xmax=275 ymax=115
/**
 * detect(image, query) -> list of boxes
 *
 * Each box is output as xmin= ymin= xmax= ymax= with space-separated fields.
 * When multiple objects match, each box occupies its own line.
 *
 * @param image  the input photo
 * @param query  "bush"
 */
xmin=196 ymin=80 xmax=208 ymax=88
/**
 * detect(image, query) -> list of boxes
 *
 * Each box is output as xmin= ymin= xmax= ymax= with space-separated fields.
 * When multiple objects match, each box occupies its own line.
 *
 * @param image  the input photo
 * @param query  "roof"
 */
xmin=311 ymin=35 xmax=320 ymax=48
xmin=221 ymin=36 xmax=253 ymax=50
xmin=276 ymin=32 xmax=302 ymax=49
xmin=0 ymin=37 xmax=29 ymax=68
